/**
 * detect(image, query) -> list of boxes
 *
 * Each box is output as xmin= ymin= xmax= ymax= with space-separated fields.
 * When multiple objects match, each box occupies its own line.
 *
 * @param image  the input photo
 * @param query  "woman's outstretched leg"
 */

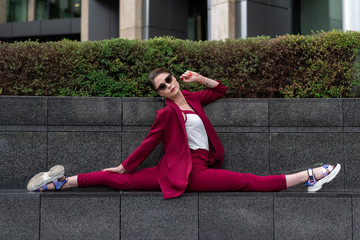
xmin=28 ymin=165 xmax=160 ymax=192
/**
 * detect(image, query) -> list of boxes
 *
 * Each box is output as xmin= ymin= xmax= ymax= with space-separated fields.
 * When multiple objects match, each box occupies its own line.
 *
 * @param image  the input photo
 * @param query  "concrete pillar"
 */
xmin=28 ymin=0 xmax=35 ymax=21
xmin=342 ymin=0 xmax=360 ymax=31
xmin=0 ymin=0 xmax=6 ymax=23
xmin=119 ymin=0 xmax=142 ymax=39
xmin=210 ymin=0 xmax=236 ymax=40
xmin=81 ymin=0 xmax=89 ymax=41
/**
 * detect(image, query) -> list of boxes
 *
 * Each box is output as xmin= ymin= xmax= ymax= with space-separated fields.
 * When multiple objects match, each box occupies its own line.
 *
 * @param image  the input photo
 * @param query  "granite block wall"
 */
xmin=1 ymin=190 xmax=359 ymax=240
xmin=1 ymin=96 xmax=359 ymax=239
xmin=1 ymin=96 xmax=360 ymax=191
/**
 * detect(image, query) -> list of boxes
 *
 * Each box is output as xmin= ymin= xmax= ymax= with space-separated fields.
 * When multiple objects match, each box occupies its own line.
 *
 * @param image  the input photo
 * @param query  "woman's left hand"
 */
xmin=180 ymin=71 xmax=202 ymax=83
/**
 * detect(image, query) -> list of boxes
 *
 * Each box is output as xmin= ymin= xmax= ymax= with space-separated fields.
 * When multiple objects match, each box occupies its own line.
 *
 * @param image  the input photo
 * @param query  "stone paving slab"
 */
xmin=344 ymin=99 xmax=360 ymax=127
xmin=199 ymin=192 xmax=273 ymax=240
xmin=344 ymin=133 xmax=360 ymax=191
xmin=48 ymin=132 xmax=122 ymax=176
xmin=123 ymin=98 xmax=164 ymax=126
xmin=204 ymin=99 xmax=268 ymax=127
xmin=48 ymin=97 xmax=122 ymax=126
xmin=219 ymin=133 xmax=269 ymax=175
xmin=121 ymin=192 xmax=198 ymax=240
xmin=0 ymin=132 xmax=47 ymax=189
xmin=0 ymin=96 xmax=47 ymax=125
xmin=41 ymin=192 xmax=120 ymax=240
xmin=269 ymin=99 xmax=342 ymax=127
xmin=274 ymin=196 xmax=352 ymax=240
xmin=0 ymin=192 xmax=39 ymax=240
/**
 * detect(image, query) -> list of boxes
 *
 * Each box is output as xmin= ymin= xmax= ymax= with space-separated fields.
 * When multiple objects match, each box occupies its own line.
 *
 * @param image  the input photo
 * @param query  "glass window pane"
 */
xmin=49 ymin=0 xmax=71 ymax=19
xmin=7 ymin=0 xmax=27 ymax=22
xmin=73 ymin=0 xmax=80 ymax=17
xmin=14 ymin=0 xmax=27 ymax=22
xmin=6 ymin=0 xmax=14 ymax=22
xmin=36 ymin=0 xmax=48 ymax=20
xmin=294 ymin=0 xmax=342 ymax=35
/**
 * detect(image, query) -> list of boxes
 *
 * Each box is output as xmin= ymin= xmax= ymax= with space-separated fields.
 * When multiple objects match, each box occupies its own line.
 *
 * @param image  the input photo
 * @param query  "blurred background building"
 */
xmin=0 ymin=0 xmax=359 ymax=42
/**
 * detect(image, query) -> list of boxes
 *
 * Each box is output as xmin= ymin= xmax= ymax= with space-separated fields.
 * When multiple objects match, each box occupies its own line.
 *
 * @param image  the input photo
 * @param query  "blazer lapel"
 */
xmin=165 ymin=98 xmax=188 ymax=139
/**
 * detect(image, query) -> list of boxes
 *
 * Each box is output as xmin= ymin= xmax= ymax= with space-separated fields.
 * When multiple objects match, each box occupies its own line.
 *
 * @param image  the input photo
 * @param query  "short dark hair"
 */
xmin=148 ymin=67 xmax=171 ymax=91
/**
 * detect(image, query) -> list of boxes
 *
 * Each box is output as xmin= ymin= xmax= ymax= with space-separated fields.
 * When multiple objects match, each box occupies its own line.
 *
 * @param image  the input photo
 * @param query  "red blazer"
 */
xmin=122 ymin=81 xmax=227 ymax=199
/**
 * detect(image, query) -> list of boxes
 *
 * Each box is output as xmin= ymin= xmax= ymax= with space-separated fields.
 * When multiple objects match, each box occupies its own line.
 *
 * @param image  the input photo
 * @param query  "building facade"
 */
xmin=0 ymin=0 xmax=359 ymax=42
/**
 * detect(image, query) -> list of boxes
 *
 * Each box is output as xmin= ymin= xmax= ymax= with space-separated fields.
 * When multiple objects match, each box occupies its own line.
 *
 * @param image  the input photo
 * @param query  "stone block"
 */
xmin=218 ymin=133 xmax=269 ymax=175
xmin=48 ymin=132 xmax=122 ymax=176
xmin=344 ymin=99 xmax=360 ymax=126
xmin=48 ymin=97 xmax=122 ymax=126
xmin=121 ymin=131 xmax=164 ymax=169
xmin=0 ymin=192 xmax=39 ymax=240
xmin=121 ymin=192 xmax=198 ymax=240
xmin=353 ymin=195 xmax=360 ymax=239
xmin=269 ymin=99 xmax=342 ymax=127
xmin=0 ymin=132 xmax=47 ymax=188
xmin=41 ymin=193 xmax=120 ymax=240
xmin=269 ymin=133 xmax=344 ymax=191
xmin=0 ymin=96 xmax=47 ymax=125
xmin=204 ymin=99 xmax=268 ymax=127
xmin=199 ymin=192 xmax=273 ymax=240
xmin=123 ymin=98 xmax=163 ymax=126
xmin=344 ymin=133 xmax=360 ymax=190
xmin=274 ymin=196 xmax=352 ymax=239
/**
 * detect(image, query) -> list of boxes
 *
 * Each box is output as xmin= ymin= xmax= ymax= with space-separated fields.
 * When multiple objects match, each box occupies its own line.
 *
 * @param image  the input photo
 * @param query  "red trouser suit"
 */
xmin=77 ymin=149 xmax=287 ymax=192
xmin=78 ymin=82 xmax=287 ymax=197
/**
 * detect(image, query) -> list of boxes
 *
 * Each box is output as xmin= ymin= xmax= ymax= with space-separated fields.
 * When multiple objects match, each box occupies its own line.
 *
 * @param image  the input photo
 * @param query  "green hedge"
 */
xmin=1 ymin=31 xmax=360 ymax=98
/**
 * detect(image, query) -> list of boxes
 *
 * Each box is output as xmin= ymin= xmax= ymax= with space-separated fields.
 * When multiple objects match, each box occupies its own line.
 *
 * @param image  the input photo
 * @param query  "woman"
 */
xmin=27 ymin=68 xmax=341 ymax=199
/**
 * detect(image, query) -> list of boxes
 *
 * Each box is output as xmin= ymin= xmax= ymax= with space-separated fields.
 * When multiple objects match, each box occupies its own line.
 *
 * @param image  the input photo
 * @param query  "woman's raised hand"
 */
xmin=180 ymin=71 xmax=202 ymax=83
xmin=102 ymin=164 xmax=126 ymax=174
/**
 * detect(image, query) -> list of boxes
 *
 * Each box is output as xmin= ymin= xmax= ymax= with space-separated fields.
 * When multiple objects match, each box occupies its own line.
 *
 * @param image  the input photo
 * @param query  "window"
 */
xmin=187 ymin=0 xmax=207 ymax=41
xmin=293 ymin=0 xmax=342 ymax=35
xmin=6 ymin=0 xmax=28 ymax=22
xmin=35 ymin=0 xmax=81 ymax=20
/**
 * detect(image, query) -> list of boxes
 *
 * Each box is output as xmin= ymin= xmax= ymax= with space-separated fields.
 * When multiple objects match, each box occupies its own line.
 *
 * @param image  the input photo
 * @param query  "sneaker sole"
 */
xmin=307 ymin=163 xmax=341 ymax=192
xmin=27 ymin=165 xmax=65 ymax=191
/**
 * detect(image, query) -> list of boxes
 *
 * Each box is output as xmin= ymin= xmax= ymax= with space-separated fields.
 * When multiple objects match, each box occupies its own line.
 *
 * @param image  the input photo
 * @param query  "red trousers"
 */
xmin=77 ymin=149 xmax=287 ymax=192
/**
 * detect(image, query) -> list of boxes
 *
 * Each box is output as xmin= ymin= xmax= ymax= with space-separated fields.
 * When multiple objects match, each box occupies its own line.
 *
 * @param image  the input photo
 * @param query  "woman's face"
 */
xmin=154 ymin=72 xmax=180 ymax=98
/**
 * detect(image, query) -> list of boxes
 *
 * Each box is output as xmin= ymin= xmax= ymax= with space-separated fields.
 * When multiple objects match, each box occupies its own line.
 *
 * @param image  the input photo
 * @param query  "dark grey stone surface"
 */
xmin=41 ymin=18 xmax=71 ymax=35
xmin=48 ymin=132 xmax=122 ymax=176
xmin=48 ymin=97 xmax=122 ymax=126
xmin=353 ymin=196 xmax=360 ymax=239
xmin=204 ymin=99 xmax=268 ymax=127
xmin=219 ymin=133 xmax=269 ymax=175
xmin=121 ymin=131 xmax=164 ymax=170
xmin=274 ymin=196 xmax=352 ymax=240
xmin=121 ymin=192 xmax=198 ymax=240
xmin=123 ymin=98 xmax=163 ymax=126
xmin=344 ymin=133 xmax=360 ymax=190
xmin=12 ymin=21 xmax=41 ymax=36
xmin=0 ymin=193 xmax=39 ymax=240
xmin=0 ymin=96 xmax=47 ymax=125
xmin=0 ymin=132 xmax=47 ymax=188
xmin=199 ymin=192 xmax=273 ymax=240
xmin=269 ymin=133 xmax=344 ymax=191
xmin=270 ymin=127 xmax=343 ymax=133
xmin=344 ymin=99 xmax=360 ymax=126
xmin=269 ymin=99 xmax=342 ymax=127
xmin=41 ymin=193 xmax=120 ymax=240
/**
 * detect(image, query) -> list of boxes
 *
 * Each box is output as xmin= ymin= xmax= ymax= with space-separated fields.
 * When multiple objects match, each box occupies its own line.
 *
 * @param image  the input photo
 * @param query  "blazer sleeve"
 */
xmin=121 ymin=108 xmax=167 ymax=173
xmin=196 ymin=80 xmax=227 ymax=106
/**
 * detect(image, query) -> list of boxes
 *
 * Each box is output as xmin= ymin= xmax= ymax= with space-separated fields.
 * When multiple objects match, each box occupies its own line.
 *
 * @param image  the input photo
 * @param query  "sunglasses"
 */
xmin=156 ymin=74 xmax=173 ymax=92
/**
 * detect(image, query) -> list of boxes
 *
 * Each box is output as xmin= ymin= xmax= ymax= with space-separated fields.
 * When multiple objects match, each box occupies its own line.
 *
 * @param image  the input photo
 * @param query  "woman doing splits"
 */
xmin=27 ymin=68 xmax=341 ymax=199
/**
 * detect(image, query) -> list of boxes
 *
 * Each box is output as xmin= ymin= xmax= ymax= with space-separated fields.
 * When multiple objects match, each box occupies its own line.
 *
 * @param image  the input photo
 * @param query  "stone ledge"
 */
xmin=1 ymin=190 xmax=359 ymax=240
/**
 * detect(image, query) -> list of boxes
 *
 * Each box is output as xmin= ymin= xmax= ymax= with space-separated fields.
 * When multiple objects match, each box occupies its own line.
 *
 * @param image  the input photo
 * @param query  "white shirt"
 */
xmin=183 ymin=111 xmax=209 ymax=151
